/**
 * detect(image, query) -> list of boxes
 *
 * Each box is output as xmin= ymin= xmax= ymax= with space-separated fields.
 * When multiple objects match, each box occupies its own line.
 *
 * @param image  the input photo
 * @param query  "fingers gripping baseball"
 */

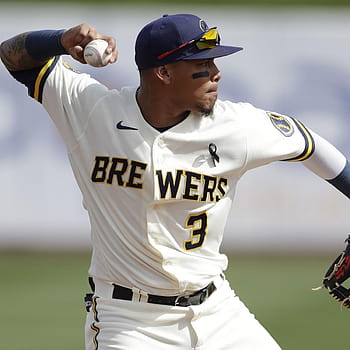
xmin=61 ymin=23 xmax=117 ymax=65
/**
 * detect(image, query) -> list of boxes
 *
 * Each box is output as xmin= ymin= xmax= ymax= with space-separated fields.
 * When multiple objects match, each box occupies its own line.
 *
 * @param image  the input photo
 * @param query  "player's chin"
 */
xmin=196 ymin=96 xmax=216 ymax=116
xmin=195 ymin=103 xmax=214 ymax=116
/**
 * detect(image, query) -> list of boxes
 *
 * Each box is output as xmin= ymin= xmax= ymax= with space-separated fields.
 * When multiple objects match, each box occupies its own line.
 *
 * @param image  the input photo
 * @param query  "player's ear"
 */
xmin=154 ymin=65 xmax=171 ymax=84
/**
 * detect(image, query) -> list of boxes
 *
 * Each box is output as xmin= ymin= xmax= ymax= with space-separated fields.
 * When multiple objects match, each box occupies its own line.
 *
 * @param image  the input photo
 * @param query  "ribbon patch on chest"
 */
xmin=267 ymin=112 xmax=294 ymax=137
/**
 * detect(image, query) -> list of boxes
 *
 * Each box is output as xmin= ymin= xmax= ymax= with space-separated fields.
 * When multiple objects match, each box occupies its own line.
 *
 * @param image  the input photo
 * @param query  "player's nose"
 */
xmin=211 ymin=64 xmax=221 ymax=82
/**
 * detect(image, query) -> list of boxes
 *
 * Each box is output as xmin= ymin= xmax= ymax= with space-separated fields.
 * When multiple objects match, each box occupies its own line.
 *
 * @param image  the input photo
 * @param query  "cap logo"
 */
xmin=199 ymin=19 xmax=209 ymax=32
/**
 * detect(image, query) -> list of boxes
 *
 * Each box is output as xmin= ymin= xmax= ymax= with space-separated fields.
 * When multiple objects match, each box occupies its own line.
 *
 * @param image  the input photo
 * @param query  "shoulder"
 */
xmin=215 ymin=99 xmax=254 ymax=112
xmin=43 ymin=57 xmax=117 ymax=105
xmin=117 ymin=86 xmax=138 ymax=102
xmin=215 ymin=100 xmax=295 ymax=129
xmin=215 ymin=100 xmax=265 ymax=116
xmin=213 ymin=100 xmax=268 ymax=126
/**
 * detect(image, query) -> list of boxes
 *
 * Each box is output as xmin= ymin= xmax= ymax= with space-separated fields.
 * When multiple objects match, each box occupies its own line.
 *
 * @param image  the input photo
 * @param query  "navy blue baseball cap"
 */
xmin=135 ymin=14 xmax=243 ymax=70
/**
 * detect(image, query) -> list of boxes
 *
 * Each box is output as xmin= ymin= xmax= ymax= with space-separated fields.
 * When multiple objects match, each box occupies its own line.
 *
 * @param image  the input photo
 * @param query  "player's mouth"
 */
xmin=207 ymin=85 xmax=218 ymax=96
xmin=207 ymin=89 xmax=218 ymax=99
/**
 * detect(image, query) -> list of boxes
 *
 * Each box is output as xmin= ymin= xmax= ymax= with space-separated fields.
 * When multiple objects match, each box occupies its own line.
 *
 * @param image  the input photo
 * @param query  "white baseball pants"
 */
xmin=85 ymin=277 xmax=281 ymax=350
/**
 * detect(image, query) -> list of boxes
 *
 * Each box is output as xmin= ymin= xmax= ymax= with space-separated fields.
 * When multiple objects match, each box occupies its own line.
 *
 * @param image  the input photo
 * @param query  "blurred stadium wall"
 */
xmin=0 ymin=4 xmax=350 ymax=251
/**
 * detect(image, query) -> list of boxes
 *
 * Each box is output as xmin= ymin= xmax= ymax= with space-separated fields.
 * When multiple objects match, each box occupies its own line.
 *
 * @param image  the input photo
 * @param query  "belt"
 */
xmin=88 ymin=277 xmax=216 ymax=307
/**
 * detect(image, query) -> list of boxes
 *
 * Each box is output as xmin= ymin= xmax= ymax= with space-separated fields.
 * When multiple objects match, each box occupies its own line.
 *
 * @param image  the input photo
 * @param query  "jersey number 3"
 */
xmin=184 ymin=212 xmax=208 ymax=251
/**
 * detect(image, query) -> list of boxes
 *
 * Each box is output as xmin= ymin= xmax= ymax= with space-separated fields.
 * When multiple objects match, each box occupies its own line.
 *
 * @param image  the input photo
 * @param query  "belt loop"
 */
xmin=131 ymin=287 xmax=140 ymax=302
xmin=131 ymin=287 xmax=149 ymax=303
xmin=139 ymin=290 xmax=148 ymax=303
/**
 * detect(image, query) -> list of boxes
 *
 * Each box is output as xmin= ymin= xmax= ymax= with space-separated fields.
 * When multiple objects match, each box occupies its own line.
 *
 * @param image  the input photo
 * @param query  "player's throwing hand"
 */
xmin=61 ymin=23 xmax=117 ymax=65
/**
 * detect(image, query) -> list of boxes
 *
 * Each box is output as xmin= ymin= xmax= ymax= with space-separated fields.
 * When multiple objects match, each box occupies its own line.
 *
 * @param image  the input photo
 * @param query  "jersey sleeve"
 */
xmin=302 ymin=130 xmax=347 ymax=180
xmin=12 ymin=56 xmax=110 ymax=151
xmin=240 ymin=104 xmax=315 ymax=171
xmin=43 ymin=57 xmax=111 ymax=150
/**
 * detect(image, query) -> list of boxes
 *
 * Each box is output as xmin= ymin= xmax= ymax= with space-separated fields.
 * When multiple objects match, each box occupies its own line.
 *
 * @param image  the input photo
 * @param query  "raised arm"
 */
xmin=0 ymin=32 xmax=44 ymax=71
xmin=0 ymin=23 xmax=117 ymax=72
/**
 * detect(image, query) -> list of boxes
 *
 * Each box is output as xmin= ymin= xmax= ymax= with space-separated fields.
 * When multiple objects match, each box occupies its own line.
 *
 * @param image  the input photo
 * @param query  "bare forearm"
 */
xmin=0 ymin=32 xmax=47 ymax=71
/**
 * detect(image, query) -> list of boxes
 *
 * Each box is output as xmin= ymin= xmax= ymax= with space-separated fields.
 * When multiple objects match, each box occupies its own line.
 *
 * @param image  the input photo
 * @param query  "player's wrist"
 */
xmin=25 ymin=29 xmax=67 ymax=61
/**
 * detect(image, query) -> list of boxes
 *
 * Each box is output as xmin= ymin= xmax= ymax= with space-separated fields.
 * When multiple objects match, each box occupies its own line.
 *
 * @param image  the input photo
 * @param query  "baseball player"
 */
xmin=1 ymin=13 xmax=349 ymax=350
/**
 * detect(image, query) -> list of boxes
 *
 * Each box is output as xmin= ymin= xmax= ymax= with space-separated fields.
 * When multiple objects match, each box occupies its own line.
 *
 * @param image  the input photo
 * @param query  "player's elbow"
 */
xmin=0 ymin=40 xmax=7 ymax=67
xmin=0 ymin=39 xmax=18 ymax=72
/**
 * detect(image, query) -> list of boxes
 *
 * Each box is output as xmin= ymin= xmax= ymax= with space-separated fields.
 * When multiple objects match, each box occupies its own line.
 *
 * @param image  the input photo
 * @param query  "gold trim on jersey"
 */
xmin=33 ymin=57 xmax=56 ymax=101
xmin=285 ymin=118 xmax=315 ymax=162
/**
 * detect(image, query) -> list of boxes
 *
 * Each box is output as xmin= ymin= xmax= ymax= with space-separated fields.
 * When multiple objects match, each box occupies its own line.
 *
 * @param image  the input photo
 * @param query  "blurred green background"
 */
xmin=0 ymin=251 xmax=348 ymax=350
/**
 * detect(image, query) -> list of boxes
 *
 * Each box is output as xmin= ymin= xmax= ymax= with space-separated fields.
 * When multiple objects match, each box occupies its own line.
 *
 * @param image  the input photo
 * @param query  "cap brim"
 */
xmin=182 ymin=45 xmax=243 ymax=61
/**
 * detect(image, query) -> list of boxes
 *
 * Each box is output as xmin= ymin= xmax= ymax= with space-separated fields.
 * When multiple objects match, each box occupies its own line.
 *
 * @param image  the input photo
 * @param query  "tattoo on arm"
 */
xmin=0 ymin=33 xmax=47 ymax=71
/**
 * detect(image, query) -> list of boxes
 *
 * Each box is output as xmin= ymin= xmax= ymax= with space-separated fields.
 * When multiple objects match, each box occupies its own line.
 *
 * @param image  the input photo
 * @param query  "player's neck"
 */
xmin=136 ymin=87 xmax=189 ymax=129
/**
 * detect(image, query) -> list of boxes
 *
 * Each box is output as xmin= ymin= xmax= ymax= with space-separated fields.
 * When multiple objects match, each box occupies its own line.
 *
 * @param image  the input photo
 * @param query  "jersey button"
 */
xmin=157 ymin=138 xmax=166 ymax=148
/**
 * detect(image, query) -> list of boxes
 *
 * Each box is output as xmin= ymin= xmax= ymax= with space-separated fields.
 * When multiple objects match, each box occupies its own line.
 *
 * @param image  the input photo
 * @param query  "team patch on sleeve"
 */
xmin=267 ymin=112 xmax=294 ymax=137
xmin=268 ymin=112 xmax=315 ymax=162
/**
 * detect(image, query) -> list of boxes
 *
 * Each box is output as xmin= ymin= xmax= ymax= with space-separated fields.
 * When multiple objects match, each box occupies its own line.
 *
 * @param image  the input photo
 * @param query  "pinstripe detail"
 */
xmin=90 ymin=296 xmax=100 ymax=350
xmin=284 ymin=118 xmax=315 ymax=162
xmin=33 ymin=57 xmax=58 ymax=102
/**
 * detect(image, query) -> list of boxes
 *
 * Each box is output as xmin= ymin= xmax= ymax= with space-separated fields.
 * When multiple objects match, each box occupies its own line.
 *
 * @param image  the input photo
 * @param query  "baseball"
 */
xmin=83 ymin=39 xmax=112 ymax=67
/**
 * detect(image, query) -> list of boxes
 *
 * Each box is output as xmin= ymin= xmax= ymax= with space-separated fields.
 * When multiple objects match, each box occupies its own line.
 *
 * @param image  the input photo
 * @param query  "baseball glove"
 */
xmin=315 ymin=235 xmax=350 ymax=309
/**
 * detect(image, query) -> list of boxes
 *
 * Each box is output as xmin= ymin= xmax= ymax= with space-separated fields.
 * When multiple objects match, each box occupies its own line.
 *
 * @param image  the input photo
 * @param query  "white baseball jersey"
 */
xmin=21 ymin=57 xmax=314 ymax=295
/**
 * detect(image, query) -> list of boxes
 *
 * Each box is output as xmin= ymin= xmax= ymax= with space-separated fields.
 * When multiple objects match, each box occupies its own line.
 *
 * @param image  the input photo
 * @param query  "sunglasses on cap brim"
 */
xmin=157 ymin=28 xmax=220 ymax=60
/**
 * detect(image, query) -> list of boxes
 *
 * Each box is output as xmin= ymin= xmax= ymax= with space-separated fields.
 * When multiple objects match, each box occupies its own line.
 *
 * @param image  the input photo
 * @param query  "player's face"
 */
xmin=169 ymin=59 xmax=222 ymax=115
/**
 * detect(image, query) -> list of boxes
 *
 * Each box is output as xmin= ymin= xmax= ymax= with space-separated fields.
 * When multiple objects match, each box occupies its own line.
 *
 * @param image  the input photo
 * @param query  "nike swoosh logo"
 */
xmin=116 ymin=121 xmax=138 ymax=131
